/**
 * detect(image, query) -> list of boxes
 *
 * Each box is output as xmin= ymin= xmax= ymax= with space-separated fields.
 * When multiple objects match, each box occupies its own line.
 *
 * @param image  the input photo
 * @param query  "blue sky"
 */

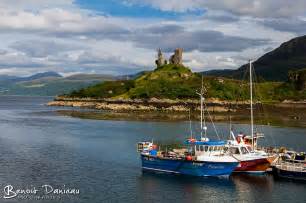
xmin=75 ymin=0 xmax=203 ymax=18
xmin=0 ymin=0 xmax=305 ymax=76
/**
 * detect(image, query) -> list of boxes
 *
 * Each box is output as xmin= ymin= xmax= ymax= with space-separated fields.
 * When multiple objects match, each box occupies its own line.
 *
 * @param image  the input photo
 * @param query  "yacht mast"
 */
xmin=197 ymin=76 xmax=204 ymax=140
xmin=200 ymin=89 xmax=203 ymax=140
xmin=249 ymin=60 xmax=254 ymax=150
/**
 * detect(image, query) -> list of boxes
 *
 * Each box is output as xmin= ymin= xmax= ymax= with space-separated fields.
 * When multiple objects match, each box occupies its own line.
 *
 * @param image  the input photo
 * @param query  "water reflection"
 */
xmin=231 ymin=174 xmax=274 ymax=202
xmin=137 ymin=172 xmax=236 ymax=202
xmin=137 ymin=172 xmax=285 ymax=202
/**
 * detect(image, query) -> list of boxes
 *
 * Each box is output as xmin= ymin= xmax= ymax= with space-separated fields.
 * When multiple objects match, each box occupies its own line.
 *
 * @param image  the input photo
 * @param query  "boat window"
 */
xmin=205 ymin=146 xmax=209 ymax=152
xmin=241 ymin=147 xmax=248 ymax=154
xmin=209 ymin=147 xmax=212 ymax=152
xmin=200 ymin=145 xmax=204 ymax=151
xmin=223 ymin=147 xmax=228 ymax=153
xmin=229 ymin=147 xmax=240 ymax=155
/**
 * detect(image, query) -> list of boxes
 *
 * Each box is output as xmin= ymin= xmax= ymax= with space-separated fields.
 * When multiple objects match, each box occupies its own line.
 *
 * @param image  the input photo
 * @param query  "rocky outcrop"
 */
xmin=169 ymin=48 xmax=183 ymax=65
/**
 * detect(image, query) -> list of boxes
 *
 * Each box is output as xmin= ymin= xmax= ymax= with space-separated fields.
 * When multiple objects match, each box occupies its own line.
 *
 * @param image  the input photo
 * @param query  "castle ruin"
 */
xmin=169 ymin=48 xmax=183 ymax=65
xmin=155 ymin=48 xmax=184 ymax=68
xmin=155 ymin=48 xmax=167 ymax=67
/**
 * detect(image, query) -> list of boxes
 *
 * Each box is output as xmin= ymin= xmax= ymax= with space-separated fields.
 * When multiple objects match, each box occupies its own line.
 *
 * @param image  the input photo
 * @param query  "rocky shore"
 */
xmin=47 ymin=96 xmax=259 ymax=113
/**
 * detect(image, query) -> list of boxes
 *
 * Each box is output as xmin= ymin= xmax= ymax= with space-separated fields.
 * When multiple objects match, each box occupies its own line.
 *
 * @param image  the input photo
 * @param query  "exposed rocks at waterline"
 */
xmin=47 ymin=96 xmax=259 ymax=113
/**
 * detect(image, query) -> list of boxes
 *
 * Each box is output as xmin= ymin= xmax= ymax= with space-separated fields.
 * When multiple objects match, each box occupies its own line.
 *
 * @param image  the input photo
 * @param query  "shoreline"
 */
xmin=47 ymin=96 xmax=306 ymax=113
xmin=48 ymin=96 xmax=256 ymax=113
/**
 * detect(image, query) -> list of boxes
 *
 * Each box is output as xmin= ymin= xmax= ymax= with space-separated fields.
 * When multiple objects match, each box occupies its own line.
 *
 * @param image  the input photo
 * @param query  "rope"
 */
xmin=203 ymin=102 xmax=221 ymax=140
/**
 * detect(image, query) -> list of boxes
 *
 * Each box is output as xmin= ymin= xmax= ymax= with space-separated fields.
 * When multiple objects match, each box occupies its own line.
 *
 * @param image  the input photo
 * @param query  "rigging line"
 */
xmin=203 ymin=102 xmax=221 ymax=140
xmin=252 ymin=64 xmax=277 ymax=148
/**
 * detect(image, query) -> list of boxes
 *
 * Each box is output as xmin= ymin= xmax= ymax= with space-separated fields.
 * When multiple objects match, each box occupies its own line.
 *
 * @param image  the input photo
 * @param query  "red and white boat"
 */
xmin=226 ymin=61 xmax=276 ymax=173
xmin=226 ymin=131 xmax=276 ymax=173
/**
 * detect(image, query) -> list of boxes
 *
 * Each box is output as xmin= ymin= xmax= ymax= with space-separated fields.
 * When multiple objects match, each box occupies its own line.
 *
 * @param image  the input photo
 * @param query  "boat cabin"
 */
xmin=235 ymin=133 xmax=264 ymax=148
xmin=185 ymin=139 xmax=226 ymax=156
xmin=225 ymin=145 xmax=252 ymax=155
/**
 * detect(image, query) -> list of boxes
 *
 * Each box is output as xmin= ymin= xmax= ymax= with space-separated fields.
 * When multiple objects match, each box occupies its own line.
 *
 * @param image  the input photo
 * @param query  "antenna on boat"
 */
xmin=189 ymin=108 xmax=193 ymax=139
xmin=229 ymin=115 xmax=232 ymax=139
xmin=249 ymin=60 xmax=254 ymax=151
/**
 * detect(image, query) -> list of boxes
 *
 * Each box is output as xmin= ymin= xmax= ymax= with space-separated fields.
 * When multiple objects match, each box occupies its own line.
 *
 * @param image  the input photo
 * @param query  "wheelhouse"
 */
xmin=225 ymin=145 xmax=251 ymax=155
xmin=185 ymin=139 xmax=226 ymax=156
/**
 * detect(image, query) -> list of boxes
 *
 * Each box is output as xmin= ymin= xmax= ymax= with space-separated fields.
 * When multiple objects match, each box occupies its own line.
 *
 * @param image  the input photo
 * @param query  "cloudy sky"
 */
xmin=0 ymin=0 xmax=306 ymax=76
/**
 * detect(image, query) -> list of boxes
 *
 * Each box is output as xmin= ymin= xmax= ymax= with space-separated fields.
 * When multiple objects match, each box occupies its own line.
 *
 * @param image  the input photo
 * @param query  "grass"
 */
xmin=65 ymin=64 xmax=306 ymax=102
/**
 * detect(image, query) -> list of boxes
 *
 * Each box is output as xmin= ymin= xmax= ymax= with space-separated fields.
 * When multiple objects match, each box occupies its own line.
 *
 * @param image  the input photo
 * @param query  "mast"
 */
xmin=197 ymin=76 xmax=204 ymax=140
xmin=249 ymin=60 xmax=254 ymax=150
xmin=200 ymin=89 xmax=203 ymax=140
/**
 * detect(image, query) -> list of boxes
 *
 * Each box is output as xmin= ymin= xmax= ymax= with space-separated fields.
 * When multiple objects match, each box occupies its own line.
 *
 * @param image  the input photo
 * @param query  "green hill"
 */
xmin=204 ymin=35 xmax=306 ymax=81
xmin=66 ymin=64 xmax=306 ymax=102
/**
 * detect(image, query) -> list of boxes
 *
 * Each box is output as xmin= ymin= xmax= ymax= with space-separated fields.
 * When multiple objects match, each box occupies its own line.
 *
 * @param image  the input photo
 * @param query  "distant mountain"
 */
xmin=24 ymin=71 xmax=62 ymax=81
xmin=0 ymin=75 xmax=20 ymax=81
xmin=204 ymin=35 xmax=306 ymax=81
xmin=116 ymin=71 xmax=150 ymax=80
xmin=65 ymin=74 xmax=114 ymax=81
xmin=0 ymin=72 xmax=116 ymax=96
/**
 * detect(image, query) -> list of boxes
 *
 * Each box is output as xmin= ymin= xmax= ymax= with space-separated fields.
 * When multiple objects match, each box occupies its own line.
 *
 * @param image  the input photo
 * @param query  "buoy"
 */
xmin=186 ymin=155 xmax=192 ymax=161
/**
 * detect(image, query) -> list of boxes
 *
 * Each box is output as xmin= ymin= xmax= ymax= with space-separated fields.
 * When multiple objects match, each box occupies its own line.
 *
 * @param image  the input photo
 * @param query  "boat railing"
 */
xmin=277 ymin=160 xmax=305 ymax=172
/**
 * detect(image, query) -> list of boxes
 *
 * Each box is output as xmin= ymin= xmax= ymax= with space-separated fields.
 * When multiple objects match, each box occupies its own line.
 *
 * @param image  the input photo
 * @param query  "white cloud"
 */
xmin=0 ymin=0 xmax=304 ymax=76
xmin=127 ymin=0 xmax=306 ymax=18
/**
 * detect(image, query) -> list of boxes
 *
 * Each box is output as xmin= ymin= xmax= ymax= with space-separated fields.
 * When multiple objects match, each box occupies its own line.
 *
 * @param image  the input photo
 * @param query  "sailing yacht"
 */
xmin=226 ymin=60 xmax=276 ymax=173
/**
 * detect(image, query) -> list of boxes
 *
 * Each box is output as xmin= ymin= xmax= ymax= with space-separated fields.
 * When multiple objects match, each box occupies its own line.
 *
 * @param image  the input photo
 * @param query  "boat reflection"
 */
xmin=137 ymin=172 xmax=276 ymax=202
xmin=137 ymin=172 xmax=236 ymax=202
xmin=230 ymin=174 xmax=274 ymax=202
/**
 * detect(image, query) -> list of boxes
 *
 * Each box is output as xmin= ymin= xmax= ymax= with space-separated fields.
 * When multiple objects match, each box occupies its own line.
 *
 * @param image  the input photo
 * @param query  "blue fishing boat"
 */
xmin=137 ymin=84 xmax=239 ymax=177
xmin=138 ymin=139 xmax=239 ymax=176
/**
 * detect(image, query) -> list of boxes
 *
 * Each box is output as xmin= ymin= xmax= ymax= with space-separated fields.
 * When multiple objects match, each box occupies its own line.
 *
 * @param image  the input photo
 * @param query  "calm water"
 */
xmin=0 ymin=96 xmax=305 ymax=203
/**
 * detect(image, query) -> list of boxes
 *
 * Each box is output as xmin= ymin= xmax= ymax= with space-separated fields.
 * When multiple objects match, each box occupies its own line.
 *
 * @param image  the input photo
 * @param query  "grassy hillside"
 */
xmin=66 ymin=64 xmax=306 ymax=102
xmin=204 ymin=35 xmax=306 ymax=81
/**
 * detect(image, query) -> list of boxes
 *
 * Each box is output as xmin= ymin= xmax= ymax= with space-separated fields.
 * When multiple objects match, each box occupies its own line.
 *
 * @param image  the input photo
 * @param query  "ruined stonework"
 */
xmin=169 ymin=48 xmax=183 ymax=65
xmin=288 ymin=69 xmax=306 ymax=90
xmin=155 ymin=48 xmax=167 ymax=67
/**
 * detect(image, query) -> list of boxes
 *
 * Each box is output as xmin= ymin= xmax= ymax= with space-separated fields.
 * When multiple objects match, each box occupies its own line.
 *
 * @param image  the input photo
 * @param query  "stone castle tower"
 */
xmin=155 ymin=48 xmax=184 ymax=68
xmin=155 ymin=48 xmax=167 ymax=67
xmin=169 ymin=48 xmax=183 ymax=65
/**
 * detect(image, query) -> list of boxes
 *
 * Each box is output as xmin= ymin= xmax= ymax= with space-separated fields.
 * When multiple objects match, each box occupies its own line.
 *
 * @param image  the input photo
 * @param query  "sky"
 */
xmin=0 ymin=0 xmax=306 ymax=76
